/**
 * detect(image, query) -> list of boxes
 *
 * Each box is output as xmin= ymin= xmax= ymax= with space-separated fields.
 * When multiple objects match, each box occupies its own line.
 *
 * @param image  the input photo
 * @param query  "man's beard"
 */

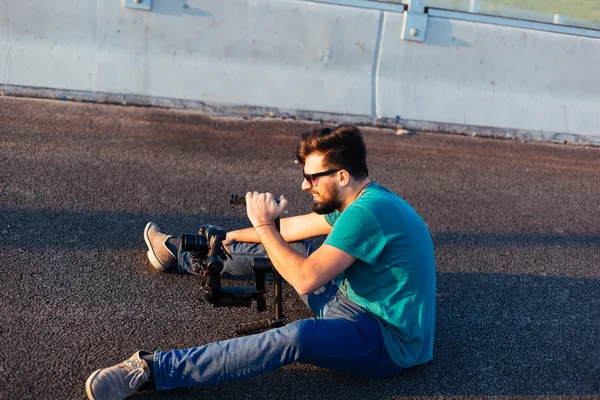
xmin=311 ymin=186 xmax=342 ymax=215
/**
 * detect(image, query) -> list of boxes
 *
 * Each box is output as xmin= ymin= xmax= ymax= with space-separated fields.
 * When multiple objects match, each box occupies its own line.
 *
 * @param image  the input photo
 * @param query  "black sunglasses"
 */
xmin=302 ymin=169 xmax=340 ymax=186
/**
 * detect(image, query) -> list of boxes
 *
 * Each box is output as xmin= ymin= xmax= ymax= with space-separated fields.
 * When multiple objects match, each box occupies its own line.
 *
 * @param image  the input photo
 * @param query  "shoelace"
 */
xmin=124 ymin=359 xmax=148 ymax=389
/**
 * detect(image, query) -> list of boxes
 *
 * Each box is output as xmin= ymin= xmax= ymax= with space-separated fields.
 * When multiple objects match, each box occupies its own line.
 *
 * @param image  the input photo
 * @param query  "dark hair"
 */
xmin=296 ymin=125 xmax=368 ymax=179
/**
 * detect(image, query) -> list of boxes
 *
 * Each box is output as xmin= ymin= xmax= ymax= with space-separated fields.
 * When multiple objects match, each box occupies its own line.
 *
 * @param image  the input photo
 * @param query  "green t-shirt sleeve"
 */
xmin=324 ymin=205 xmax=385 ymax=264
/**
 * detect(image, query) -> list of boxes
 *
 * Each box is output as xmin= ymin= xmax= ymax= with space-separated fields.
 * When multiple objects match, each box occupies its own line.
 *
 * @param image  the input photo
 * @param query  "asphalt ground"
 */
xmin=0 ymin=96 xmax=599 ymax=400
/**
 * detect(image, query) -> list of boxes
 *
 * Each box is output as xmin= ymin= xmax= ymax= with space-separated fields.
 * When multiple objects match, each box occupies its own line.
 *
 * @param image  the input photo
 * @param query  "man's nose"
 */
xmin=301 ymin=178 xmax=312 ymax=191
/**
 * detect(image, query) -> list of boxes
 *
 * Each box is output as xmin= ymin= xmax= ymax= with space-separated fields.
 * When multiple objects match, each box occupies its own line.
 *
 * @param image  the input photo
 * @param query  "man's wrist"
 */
xmin=253 ymin=222 xmax=275 ymax=230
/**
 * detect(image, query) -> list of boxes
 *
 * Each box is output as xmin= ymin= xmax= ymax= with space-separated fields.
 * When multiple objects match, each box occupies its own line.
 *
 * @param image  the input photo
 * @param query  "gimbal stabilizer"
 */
xmin=179 ymin=195 xmax=286 ymax=335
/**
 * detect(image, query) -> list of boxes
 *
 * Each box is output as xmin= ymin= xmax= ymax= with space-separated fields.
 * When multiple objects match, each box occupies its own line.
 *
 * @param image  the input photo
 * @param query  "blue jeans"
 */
xmin=153 ymin=242 xmax=403 ymax=390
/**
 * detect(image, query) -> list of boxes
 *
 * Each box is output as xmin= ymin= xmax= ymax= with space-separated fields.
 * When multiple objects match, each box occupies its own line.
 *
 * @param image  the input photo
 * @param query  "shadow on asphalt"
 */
xmin=0 ymin=207 xmax=248 ymax=250
xmin=434 ymin=231 xmax=600 ymax=247
xmin=3 ymin=207 xmax=600 ymax=250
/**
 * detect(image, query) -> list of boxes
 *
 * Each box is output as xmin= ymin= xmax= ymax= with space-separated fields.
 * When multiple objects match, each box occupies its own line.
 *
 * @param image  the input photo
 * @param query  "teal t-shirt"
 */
xmin=324 ymin=182 xmax=436 ymax=368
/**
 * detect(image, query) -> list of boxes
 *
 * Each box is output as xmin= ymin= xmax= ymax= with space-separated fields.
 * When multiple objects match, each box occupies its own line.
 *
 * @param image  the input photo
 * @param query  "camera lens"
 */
xmin=181 ymin=233 xmax=208 ymax=257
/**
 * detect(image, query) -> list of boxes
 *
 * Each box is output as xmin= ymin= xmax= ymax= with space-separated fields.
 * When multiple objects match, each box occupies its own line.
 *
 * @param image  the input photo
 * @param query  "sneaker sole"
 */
xmin=143 ymin=222 xmax=168 ymax=272
xmin=85 ymin=369 xmax=101 ymax=400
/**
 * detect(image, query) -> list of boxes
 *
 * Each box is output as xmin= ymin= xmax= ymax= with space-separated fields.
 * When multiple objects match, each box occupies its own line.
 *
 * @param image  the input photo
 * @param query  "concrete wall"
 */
xmin=379 ymin=14 xmax=600 ymax=137
xmin=1 ymin=0 xmax=599 ymax=144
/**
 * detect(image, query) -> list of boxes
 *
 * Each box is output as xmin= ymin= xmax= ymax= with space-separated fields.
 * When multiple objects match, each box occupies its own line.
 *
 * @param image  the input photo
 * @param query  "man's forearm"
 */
xmin=227 ymin=222 xmax=302 ymax=243
xmin=228 ymin=213 xmax=330 ymax=244
xmin=227 ymin=226 xmax=261 ymax=243
xmin=253 ymin=224 xmax=314 ymax=294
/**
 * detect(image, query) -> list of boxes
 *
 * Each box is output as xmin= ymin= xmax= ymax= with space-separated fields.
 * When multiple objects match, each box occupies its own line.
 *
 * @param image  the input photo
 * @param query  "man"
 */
xmin=85 ymin=125 xmax=436 ymax=399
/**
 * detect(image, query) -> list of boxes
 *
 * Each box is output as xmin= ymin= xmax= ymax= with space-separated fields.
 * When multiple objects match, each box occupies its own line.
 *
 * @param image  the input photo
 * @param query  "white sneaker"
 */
xmin=85 ymin=351 xmax=151 ymax=400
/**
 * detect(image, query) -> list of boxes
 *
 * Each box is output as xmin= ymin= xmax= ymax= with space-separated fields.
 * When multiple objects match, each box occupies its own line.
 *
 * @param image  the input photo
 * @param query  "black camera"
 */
xmin=181 ymin=224 xmax=228 ymax=303
xmin=179 ymin=196 xmax=286 ymax=334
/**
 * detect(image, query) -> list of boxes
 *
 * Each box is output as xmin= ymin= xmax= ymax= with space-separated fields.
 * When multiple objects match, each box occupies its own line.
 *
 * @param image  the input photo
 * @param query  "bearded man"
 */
xmin=85 ymin=125 xmax=437 ymax=399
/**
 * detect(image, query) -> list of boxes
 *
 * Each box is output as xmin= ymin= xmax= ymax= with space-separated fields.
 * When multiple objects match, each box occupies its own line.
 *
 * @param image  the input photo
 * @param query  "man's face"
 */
xmin=302 ymin=154 xmax=342 ymax=215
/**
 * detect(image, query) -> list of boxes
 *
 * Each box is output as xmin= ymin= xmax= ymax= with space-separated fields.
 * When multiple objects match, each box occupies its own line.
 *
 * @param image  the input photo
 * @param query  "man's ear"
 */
xmin=338 ymin=170 xmax=351 ymax=187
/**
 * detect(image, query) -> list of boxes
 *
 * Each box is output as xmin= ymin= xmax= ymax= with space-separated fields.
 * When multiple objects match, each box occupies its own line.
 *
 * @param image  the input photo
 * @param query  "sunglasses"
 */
xmin=302 ymin=169 xmax=340 ymax=187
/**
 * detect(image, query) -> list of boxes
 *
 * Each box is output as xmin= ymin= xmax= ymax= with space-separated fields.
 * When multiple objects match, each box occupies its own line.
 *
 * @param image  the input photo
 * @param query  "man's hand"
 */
xmin=223 ymin=231 xmax=236 ymax=246
xmin=245 ymin=192 xmax=288 ymax=227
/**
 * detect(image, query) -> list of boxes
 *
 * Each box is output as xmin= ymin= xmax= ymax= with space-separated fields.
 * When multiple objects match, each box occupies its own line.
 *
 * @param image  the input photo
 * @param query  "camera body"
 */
xmin=181 ymin=225 xmax=230 ymax=305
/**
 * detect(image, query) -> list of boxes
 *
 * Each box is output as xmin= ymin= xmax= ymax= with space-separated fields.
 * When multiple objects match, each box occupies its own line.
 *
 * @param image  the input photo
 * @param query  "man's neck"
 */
xmin=338 ymin=178 xmax=372 ymax=212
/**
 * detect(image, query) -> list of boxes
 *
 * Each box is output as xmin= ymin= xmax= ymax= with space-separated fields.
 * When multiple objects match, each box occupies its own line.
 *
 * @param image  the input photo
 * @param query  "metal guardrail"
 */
xmin=428 ymin=9 xmax=600 ymax=39
xmin=378 ymin=0 xmax=600 ymax=31
xmin=290 ymin=0 xmax=600 ymax=41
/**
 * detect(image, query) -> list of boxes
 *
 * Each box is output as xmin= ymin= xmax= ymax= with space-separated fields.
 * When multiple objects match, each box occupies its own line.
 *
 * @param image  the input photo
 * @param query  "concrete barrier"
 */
xmin=379 ymin=13 xmax=600 ymax=137
xmin=1 ymin=0 xmax=599 ymax=144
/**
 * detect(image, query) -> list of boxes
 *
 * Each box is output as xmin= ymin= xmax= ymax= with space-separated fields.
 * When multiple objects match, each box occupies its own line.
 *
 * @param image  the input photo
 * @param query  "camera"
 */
xmin=179 ymin=195 xmax=286 ymax=334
